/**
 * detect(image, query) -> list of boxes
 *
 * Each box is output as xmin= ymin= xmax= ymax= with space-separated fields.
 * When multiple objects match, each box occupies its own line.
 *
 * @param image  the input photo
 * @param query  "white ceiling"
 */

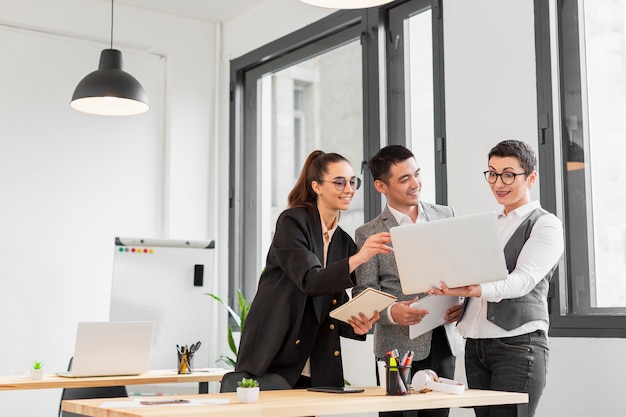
xmin=112 ymin=0 xmax=269 ymax=23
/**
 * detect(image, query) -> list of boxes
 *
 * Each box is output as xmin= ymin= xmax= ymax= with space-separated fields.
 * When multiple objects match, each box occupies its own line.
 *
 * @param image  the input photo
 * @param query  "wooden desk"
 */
xmin=62 ymin=386 xmax=529 ymax=417
xmin=0 ymin=369 xmax=227 ymax=391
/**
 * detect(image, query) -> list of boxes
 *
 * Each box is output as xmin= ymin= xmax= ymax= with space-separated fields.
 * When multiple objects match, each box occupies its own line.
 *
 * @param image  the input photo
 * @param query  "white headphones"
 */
xmin=411 ymin=369 xmax=465 ymax=394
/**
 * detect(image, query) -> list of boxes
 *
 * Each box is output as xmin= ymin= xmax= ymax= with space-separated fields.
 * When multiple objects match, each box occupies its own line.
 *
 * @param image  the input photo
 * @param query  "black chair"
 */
xmin=58 ymin=357 xmax=128 ymax=417
xmin=219 ymin=371 xmax=291 ymax=393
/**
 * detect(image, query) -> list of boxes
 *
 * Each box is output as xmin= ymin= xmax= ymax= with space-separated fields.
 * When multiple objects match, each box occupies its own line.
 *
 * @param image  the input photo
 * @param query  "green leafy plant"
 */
xmin=205 ymin=289 xmax=251 ymax=368
xmin=32 ymin=361 xmax=43 ymax=370
xmin=237 ymin=377 xmax=259 ymax=388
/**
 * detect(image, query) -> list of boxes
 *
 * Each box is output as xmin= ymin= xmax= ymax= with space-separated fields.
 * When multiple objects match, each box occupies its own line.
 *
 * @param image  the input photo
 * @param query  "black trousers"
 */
xmin=379 ymin=325 xmax=455 ymax=417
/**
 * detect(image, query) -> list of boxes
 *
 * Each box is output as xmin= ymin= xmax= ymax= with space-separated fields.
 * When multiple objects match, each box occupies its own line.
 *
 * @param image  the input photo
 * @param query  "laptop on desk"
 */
xmin=390 ymin=211 xmax=508 ymax=295
xmin=57 ymin=321 xmax=155 ymax=377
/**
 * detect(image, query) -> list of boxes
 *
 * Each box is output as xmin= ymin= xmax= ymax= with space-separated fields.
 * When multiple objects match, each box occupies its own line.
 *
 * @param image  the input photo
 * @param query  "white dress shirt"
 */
xmin=386 ymin=202 xmax=465 ymax=355
xmin=456 ymin=201 xmax=564 ymax=339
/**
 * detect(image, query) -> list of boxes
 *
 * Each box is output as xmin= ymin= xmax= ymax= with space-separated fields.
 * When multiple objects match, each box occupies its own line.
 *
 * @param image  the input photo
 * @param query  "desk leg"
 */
xmin=514 ymin=402 xmax=528 ymax=417
xmin=199 ymin=382 xmax=208 ymax=394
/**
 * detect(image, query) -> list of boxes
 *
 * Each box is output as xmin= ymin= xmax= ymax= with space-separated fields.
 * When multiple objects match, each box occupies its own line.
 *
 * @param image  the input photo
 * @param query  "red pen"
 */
xmin=403 ymin=350 xmax=414 ymax=367
xmin=402 ymin=350 xmax=413 ymax=382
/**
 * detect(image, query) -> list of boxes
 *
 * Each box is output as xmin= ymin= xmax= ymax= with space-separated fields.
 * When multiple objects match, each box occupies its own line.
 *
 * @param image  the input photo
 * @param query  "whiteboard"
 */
xmin=109 ymin=237 xmax=216 ymax=373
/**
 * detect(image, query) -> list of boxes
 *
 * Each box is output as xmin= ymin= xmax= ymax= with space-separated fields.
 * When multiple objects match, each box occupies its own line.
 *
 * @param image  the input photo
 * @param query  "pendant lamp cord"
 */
xmin=110 ymin=0 xmax=114 ymax=49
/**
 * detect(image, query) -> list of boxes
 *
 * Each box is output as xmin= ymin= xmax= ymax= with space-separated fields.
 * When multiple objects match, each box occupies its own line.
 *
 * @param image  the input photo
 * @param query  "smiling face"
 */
xmin=374 ymin=157 xmax=422 ymax=214
xmin=487 ymin=155 xmax=537 ymax=214
xmin=312 ymin=160 xmax=357 ymax=213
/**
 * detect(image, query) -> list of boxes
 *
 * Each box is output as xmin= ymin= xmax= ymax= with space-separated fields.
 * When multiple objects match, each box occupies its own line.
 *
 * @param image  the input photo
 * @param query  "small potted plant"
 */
xmin=30 ymin=361 xmax=44 ymax=380
xmin=236 ymin=377 xmax=260 ymax=403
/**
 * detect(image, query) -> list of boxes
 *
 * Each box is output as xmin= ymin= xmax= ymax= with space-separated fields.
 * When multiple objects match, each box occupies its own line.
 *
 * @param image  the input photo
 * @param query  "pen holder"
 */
xmin=177 ymin=351 xmax=193 ymax=374
xmin=385 ymin=365 xmax=411 ymax=396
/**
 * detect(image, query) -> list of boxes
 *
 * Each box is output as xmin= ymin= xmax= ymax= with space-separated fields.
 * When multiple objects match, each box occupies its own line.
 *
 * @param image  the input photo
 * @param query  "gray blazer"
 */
xmin=354 ymin=202 xmax=464 ymax=360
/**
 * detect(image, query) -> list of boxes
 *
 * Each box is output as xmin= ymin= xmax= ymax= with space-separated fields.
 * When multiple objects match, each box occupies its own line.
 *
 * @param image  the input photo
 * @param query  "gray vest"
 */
xmin=486 ymin=208 xmax=557 ymax=331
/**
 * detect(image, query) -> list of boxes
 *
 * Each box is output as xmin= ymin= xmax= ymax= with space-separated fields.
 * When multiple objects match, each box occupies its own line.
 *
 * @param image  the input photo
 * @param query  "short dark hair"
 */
xmin=367 ymin=145 xmax=415 ymax=183
xmin=488 ymin=140 xmax=537 ymax=174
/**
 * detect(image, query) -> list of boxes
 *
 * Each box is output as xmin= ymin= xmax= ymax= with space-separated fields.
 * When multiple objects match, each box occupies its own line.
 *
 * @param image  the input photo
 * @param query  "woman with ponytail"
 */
xmin=236 ymin=150 xmax=392 ymax=388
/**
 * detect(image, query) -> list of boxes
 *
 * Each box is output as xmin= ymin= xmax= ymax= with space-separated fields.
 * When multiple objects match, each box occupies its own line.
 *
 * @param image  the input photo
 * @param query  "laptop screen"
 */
xmin=390 ymin=211 xmax=508 ymax=294
xmin=59 ymin=321 xmax=154 ymax=377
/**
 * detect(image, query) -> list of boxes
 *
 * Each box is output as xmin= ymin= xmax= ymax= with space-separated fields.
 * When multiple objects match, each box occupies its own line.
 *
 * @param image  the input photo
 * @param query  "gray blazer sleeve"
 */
xmin=354 ymin=220 xmax=398 ymax=326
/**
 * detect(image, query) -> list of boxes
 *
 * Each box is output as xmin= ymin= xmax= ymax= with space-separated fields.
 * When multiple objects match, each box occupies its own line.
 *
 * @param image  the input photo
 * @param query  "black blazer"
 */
xmin=236 ymin=205 xmax=365 ymax=387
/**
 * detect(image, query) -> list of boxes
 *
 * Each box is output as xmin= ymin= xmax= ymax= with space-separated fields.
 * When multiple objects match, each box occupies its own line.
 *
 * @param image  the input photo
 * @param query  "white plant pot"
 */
xmin=30 ymin=369 xmax=44 ymax=380
xmin=236 ymin=387 xmax=260 ymax=403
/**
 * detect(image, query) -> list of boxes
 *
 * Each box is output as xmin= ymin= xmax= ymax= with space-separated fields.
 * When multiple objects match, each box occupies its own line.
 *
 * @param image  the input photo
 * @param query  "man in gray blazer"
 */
xmin=354 ymin=145 xmax=464 ymax=417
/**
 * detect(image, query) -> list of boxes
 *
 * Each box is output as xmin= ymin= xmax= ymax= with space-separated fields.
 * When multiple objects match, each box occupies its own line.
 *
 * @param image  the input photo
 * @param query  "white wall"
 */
xmin=444 ymin=0 xmax=540 ymax=216
xmin=0 ymin=0 xmax=217 ymax=415
xmin=1 ymin=1 xmax=624 ymax=417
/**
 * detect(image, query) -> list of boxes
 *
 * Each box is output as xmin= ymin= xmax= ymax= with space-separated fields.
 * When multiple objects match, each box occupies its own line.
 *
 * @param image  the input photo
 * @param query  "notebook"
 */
xmin=329 ymin=288 xmax=396 ymax=323
xmin=57 ymin=321 xmax=155 ymax=377
xmin=390 ymin=211 xmax=508 ymax=294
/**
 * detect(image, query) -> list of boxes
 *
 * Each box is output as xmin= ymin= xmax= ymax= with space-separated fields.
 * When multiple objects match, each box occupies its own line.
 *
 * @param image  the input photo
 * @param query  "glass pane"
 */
xmin=258 ymin=40 xmax=364 ymax=262
xmin=581 ymin=0 xmax=626 ymax=308
xmin=405 ymin=9 xmax=436 ymax=203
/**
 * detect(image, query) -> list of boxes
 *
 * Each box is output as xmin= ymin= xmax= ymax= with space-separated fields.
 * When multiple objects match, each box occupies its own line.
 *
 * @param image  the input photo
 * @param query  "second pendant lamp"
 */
xmin=70 ymin=0 xmax=149 ymax=116
xmin=299 ymin=0 xmax=395 ymax=8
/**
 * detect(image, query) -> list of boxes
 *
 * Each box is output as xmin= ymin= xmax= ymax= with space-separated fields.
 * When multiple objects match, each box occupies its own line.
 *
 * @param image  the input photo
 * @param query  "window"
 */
xmin=293 ymin=86 xmax=306 ymax=178
xmin=229 ymin=14 xmax=368 ymax=299
xmin=539 ymin=0 xmax=626 ymax=336
xmin=262 ymin=39 xmax=365 ymax=256
xmin=229 ymin=1 xmax=446 ymax=303
xmin=387 ymin=0 xmax=446 ymax=203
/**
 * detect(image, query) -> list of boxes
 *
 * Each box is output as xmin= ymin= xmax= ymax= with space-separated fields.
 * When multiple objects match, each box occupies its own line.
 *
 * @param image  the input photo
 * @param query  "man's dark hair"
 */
xmin=368 ymin=145 xmax=415 ymax=183
xmin=488 ymin=140 xmax=537 ymax=174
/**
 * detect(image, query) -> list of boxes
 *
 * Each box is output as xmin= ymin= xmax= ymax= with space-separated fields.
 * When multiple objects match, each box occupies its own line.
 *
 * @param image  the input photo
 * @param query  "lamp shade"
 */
xmin=299 ymin=0 xmax=394 ymax=9
xmin=71 ymin=49 xmax=149 ymax=116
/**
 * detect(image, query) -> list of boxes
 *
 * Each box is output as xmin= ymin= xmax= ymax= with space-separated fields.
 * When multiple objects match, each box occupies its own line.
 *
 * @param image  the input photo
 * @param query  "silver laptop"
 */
xmin=57 ymin=321 xmax=155 ymax=377
xmin=390 ymin=211 xmax=508 ymax=294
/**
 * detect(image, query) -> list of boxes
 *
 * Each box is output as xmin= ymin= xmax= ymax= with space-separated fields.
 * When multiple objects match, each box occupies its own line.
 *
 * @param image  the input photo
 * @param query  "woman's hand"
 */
xmin=429 ymin=282 xmax=482 ymax=298
xmin=349 ymin=232 xmax=393 ymax=272
xmin=348 ymin=310 xmax=380 ymax=335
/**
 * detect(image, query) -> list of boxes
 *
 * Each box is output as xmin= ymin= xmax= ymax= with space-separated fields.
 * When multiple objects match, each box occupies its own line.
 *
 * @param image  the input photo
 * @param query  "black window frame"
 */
xmin=386 ymin=0 xmax=448 ymax=203
xmin=228 ymin=0 xmax=447 ymax=307
xmin=535 ymin=0 xmax=626 ymax=337
xmin=229 ymin=10 xmax=366 ymax=304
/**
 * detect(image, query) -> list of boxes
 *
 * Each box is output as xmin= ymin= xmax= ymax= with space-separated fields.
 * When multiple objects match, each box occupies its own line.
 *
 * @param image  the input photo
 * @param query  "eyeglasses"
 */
xmin=319 ymin=177 xmax=362 ymax=191
xmin=483 ymin=170 xmax=527 ymax=185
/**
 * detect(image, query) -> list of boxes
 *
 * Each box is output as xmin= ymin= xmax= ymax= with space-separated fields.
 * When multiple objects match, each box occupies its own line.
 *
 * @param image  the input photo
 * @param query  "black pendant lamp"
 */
xmin=71 ymin=0 xmax=149 ymax=116
xmin=299 ymin=0 xmax=394 ymax=8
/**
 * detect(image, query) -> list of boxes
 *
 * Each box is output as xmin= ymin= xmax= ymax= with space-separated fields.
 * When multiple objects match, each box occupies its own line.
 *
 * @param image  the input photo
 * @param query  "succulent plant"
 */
xmin=237 ymin=377 xmax=259 ymax=388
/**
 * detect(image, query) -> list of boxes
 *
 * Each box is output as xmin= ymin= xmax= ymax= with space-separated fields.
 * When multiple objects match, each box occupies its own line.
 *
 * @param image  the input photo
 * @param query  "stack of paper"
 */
xmin=408 ymin=295 xmax=460 ymax=339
